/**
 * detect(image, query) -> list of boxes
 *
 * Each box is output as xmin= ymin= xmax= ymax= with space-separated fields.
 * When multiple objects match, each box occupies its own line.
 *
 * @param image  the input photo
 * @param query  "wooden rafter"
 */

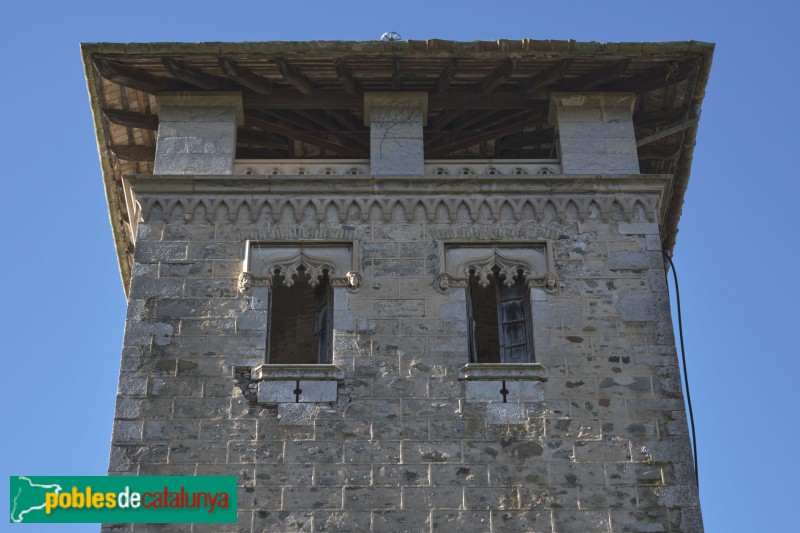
xmin=102 ymin=108 xmax=159 ymax=130
xmin=294 ymin=110 xmax=342 ymax=133
xmin=497 ymin=129 xmax=554 ymax=150
xmin=333 ymin=59 xmax=357 ymax=95
xmin=477 ymin=59 xmax=516 ymax=95
xmin=609 ymin=58 xmax=698 ymax=93
xmin=475 ymin=108 xmax=546 ymax=132
xmin=429 ymin=109 xmax=462 ymax=131
xmin=521 ymin=59 xmax=571 ymax=95
xmin=426 ymin=113 xmax=548 ymax=157
xmin=219 ymin=58 xmax=274 ymax=95
xmin=162 ymin=58 xmax=228 ymax=90
xmin=635 ymin=106 xmax=690 ymax=130
xmin=636 ymin=116 xmax=699 ymax=147
xmin=236 ymin=129 xmax=288 ymax=150
xmin=560 ymin=59 xmax=631 ymax=91
xmin=455 ymin=110 xmax=499 ymax=130
xmin=275 ymin=58 xmax=315 ymax=94
xmin=327 ymin=110 xmax=364 ymax=132
xmin=245 ymin=114 xmax=365 ymax=157
xmin=391 ymin=59 xmax=401 ymax=91
xmin=242 ymin=90 xmax=546 ymax=110
xmin=93 ymin=58 xmax=176 ymax=93
xmin=109 ymin=145 xmax=155 ymax=161
xmin=257 ymin=110 xmax=325 ymax=133
xmin=637 ymin=143 xmax=681 ymax=161
xmin=435 ymin=60 xmax=457 ymax=94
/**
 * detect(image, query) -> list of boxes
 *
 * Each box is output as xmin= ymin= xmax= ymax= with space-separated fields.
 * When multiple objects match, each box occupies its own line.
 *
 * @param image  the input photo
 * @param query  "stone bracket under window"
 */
xmin=238 ymin=241 xmax=362 ymax=293
xmin=436 ymin=243 xmax=558 ymax=294
xmin=253 ymin=364 xmax=343 ymax=405
xmin=459 ymin=363 xmax=549 ymax=404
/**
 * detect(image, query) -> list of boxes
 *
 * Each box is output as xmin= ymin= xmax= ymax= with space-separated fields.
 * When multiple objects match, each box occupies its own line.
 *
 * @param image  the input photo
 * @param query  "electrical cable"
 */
xmin=662 ymin=251 xmax=699 ymax=488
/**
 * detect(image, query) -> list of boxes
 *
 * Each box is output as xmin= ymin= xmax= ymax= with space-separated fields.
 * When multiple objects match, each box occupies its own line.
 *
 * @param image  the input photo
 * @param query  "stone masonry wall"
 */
xmin=105 ymin=176 xmax=701 ymax=533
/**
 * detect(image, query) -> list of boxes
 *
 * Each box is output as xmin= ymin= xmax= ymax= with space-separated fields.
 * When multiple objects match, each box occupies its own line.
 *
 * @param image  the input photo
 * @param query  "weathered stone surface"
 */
xmin=108 ymin=88 xmax=700 ymax=532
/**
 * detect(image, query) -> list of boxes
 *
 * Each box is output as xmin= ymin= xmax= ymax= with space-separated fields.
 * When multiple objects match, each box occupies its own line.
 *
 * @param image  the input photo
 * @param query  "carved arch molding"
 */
xmin=437 ymin=244 xmax=558 ymax=293
xmin=238 ymin=242 xmax=361 ymax=293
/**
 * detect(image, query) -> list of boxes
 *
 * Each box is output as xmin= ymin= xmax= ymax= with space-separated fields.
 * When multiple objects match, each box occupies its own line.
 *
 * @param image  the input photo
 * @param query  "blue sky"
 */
xmin=1 ymin=0 xmax=798 ymax=531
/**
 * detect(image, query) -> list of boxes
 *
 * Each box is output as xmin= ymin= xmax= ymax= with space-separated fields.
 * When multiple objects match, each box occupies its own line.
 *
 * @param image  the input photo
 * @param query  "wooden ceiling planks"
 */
xmin=89 ymin=45 xmax=708 ymax=164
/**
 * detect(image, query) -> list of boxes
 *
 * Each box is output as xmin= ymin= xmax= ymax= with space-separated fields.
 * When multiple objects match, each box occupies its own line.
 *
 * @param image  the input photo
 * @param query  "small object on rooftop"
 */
xmin=381 ymin=31 xmax=402 ymax=42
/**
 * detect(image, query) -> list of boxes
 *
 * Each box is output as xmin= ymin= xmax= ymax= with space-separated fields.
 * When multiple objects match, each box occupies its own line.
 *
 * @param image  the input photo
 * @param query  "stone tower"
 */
xmin=82 ymin=39 xmax=712 ymax=532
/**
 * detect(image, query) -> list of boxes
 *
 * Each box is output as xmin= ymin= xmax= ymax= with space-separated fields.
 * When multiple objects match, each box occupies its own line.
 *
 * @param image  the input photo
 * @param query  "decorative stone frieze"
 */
xmin=124 ymin=174 xmax=668 ymax=230
xmin=233 ymin=159 xmax=562 ymax=177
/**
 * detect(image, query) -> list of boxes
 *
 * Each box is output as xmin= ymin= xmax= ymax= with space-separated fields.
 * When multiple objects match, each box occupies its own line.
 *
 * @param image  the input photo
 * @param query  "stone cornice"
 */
xmin=124 ymin=173 xmax=671 ymax=196
xmin=123 ymin=173 xmax=671 ymax=229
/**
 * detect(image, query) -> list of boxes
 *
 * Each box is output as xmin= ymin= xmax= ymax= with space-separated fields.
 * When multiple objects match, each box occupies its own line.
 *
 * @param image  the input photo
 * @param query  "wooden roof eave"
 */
xmin=81 ymin=43 xmax=134 ymax=296
xmin=80 ymin=40 xmax=715 ymax=294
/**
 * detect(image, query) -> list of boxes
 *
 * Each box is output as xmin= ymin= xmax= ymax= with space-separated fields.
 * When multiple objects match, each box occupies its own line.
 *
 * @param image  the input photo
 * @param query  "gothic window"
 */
xmin=268 ymin=266 xmax=333 ymax=364
xmin=437 ymin=243 xmax=558 ymax=365
xmin=238 ymin=243 xmax=361 ymax=365
xmin=466 ymin=267 xmax=533 ymax=363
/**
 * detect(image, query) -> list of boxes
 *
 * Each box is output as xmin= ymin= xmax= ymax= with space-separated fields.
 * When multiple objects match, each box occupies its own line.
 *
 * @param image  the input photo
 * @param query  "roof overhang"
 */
xmin=80 ymin=39 xmax=714 ymax=294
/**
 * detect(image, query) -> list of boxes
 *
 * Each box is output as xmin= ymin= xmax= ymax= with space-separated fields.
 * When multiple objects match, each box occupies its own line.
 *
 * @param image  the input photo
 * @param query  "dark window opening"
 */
xmin=466 ymin=268 xmax=533 ymax=364
xmin=267 ymin=267 xmax=333 ymax=364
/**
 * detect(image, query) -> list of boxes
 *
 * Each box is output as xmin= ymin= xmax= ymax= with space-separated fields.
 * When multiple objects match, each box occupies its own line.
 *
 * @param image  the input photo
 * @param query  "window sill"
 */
xmin=458 ymin=363 xmax=549 ymax=382
xmin=252 ymin=364 xmax=344 ymax=381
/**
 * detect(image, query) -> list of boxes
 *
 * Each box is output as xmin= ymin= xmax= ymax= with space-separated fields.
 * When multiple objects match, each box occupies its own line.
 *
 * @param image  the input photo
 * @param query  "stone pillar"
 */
xmin=153 ymin=92 xmax=244 ymax=175
xmin=364 ymin=92 xmax=427 ymax=175
xmin=550 ymin=92 xmax=639 ymax=174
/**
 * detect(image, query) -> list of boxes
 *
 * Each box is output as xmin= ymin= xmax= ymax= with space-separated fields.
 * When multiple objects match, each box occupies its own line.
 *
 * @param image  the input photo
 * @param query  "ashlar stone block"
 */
xmin=364 ymin=92 xmax=427 ymax=175
xmin=154 ymin=92 xmax=243 ymax=175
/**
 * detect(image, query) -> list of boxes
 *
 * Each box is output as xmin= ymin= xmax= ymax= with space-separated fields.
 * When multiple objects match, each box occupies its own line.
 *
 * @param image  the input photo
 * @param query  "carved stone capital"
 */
xmin=527 ymin=272 xmax=559 ymax=293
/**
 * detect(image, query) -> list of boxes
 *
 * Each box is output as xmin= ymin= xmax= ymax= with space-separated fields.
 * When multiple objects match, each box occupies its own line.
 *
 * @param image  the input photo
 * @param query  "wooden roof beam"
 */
xmin=391 ymin=59 xmax=401 ymax=90
xmin=236 ymin=129 xmax=288 ymax=150
xmin=521 ymin=59 xmax=571 ymax=95
xmin=637 ymin=143 xmax=682 ymax=161
xmin=477 ymin=59 xmax=516 ymax=95
xmin=219 ymin=58 xmax=274 ymax=95
xmin=162 ymin=58 xmax=229 ymax=90
xmin=327 ymin=110 xmax=363 ymax=132
xmin=560 ymin=59 xmax=631 ymax=91
xmin=426 ymin=113 xmax=548 ymax=156
xmin=245 ymin=114 xmax=365 ymax=157
xmin=636 ymin=115 xmax=700 ymax=147
xmin=635 ymin=106 xmax=691 ymax=130
xmin=609 ymin=58 xmax=698 ymax=93
xmin=275 ymin=58 xmax=315 ymax=94
xmin=472 ymin=107 xmax=546 ymax=131
xmin=333 ymin=59 xmax=358 ymax=95
xmin=242 ymin=90 xmax=543 ymax=110
xmin=93 ymin=58 xmax=177 ymax=94
xmin=102 ymin=108 xmax=159 ymax=130
xmin=497 ymin=129 xmax=554 ymax=149
xmin=455 ymin=109 xmax=498 ymax=130
xmin=428 ymin=109 xmax=462 ymax=131
xmin=434 ymin=59 xmax=458 ymax=94
xmin=109 ymin=145 xmax=155 ymax=161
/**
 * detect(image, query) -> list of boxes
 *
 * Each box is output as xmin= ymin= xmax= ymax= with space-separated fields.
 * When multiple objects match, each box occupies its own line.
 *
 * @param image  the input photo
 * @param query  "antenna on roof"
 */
xmin=380 ymin=31 xmax=402 ymax=42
